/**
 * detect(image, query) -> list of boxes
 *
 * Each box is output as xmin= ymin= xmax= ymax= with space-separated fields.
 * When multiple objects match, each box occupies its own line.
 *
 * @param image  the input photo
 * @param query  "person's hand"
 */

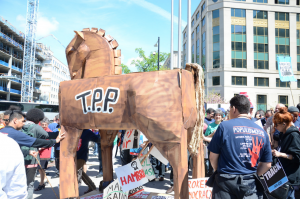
xmin=29 ymin=150 xmax=38 ymax=158
xmin=272 ymin=149 xmax=283 ymax=157
xmin=56 ymin=132 xmax=65 ymax=143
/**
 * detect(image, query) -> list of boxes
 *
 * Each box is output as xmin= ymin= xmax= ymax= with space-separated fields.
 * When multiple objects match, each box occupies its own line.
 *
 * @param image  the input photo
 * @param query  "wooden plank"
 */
xmin=110 ymin=40 xmax=119 ymax=49
xmin=115 ymin=66 xmax=122 ymax=75
xmin=97 ymin=28 xmax=105 ymax=37
xmin=113 ymin=49 xmax=121 ymax=58
xmin=114 ymin=58 xmax=121 ymax=66
xmin=91 ymin=27 xmax=98 ymax=33
xmin=82 ymin=28 xmax=90 ymax=31
xmin=104 ymin=35 xmax=114 ymax=42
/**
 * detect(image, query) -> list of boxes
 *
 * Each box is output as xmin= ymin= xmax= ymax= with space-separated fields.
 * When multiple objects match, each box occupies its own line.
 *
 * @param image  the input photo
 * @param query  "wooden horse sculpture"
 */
xmin=59 ymin=28 xmax=204 ymax=199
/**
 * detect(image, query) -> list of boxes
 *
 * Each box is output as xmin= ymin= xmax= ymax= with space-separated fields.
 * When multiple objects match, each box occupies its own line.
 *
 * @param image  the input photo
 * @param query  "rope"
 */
xmin=34 ymin=156 xmax=59 ymax=199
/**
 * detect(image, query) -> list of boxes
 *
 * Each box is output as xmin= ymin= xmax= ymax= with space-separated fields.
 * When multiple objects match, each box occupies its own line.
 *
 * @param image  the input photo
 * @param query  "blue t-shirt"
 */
xmin=0 ymin=126 xmax=36 ymax=147
xmin=48 ymin=123 xmax=58 ymax=132
xmin=77 ymin=129 xmax=100 ymax=162
xmin=208 ymin=118 xmax=272 ymax=175
xmin=204 ymin=118 xmax=215 ymax=125
xmin=294 ymin=116 xmax=300 ymax=128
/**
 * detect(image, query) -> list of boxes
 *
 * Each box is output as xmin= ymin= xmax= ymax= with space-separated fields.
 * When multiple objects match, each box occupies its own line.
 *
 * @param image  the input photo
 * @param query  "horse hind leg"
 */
xmin=59 ymin=126 xmax=83 ymax=199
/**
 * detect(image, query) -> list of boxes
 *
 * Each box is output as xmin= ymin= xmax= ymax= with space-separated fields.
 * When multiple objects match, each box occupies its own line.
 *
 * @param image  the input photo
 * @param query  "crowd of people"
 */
xmin=1 ymin=94 xmax=300 ymax=199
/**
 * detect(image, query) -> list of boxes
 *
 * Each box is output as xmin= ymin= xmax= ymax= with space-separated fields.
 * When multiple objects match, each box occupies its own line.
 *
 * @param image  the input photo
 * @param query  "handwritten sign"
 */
xmin=140 ymin=156 xmax=155 ymax=181
xmin=103 ymin=180 xmax=128 ymax=199
xmin=122 ymin=130 xmax=140 ymax=150
xmin=129 ymin=186 xmax=144 ymax=197
xmin=80 ymin=193 xmax=103 ymax=199
xmin=263 ymin=161 xmax=288 ymax=193
xmin=115 ymin=159 xmax=148 ymax=192
xmin=151 ymin=196 xmax=174 ymax=199
xmin=188 ymin=178 xmax=212 ymax=199
xmin=150 ymin=147 xmax=168 ymax=165
xmin=130 ymin=192 xmax=150 ymax=198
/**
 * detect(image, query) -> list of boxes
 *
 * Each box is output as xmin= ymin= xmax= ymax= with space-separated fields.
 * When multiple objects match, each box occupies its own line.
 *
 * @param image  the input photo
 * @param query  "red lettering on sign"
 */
xmin=120 ymin=176 xmax=127 ymax=185
xmin=125 ymin=140 xmax=131 ymax=148
xmin=128 ymin=174 xmax=135 ymax=183
xmin=127 ymin=130 xmax=133 ymax=138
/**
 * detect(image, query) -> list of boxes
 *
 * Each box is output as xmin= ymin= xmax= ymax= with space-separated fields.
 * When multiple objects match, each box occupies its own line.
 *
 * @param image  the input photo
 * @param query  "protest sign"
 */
xmin=140 ymin=156 xmax=156 ymax=181
xmin=122 ymin=130 xmax=140 ymax=150
xmin=129 ymin=186 xmax=144 ymax=197
xmin=263 ymin=161 xmax=289 ymax=193
xmin=80 ymin=193 xmax=103 ymax=199
xmin=150 ymin=147 xmax=168 ymax=165
xmin=130 ymin=192 xmax=150 ymax=198
xmin=255 ymin=120 xmax=263 ymax=128
xmin=188 ymin=178 xmax=212 ymax=199
xmin=103 ymin=180 xmax=128 ymax=199
xmin=277 ymin=56 xmax=297 ymax=82
xmin=115 ymin=159 xmax=148 ymax=192
xmin=151 ymin=196 xmax=174 ymax=199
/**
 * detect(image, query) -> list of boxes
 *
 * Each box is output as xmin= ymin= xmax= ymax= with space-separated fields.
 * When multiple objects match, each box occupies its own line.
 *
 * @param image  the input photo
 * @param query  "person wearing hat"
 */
xmin=288 ymin=106 xmax=300 ymax=128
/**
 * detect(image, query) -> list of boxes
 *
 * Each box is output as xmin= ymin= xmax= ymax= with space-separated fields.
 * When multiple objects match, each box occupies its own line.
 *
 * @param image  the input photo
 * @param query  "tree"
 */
xmin=204 ymin=91 xmax=228 ymax=104
xmin=121 ymin=63 xmax=131 ymax=74
xmin=131 ymin=48 xmax=169 ymax=72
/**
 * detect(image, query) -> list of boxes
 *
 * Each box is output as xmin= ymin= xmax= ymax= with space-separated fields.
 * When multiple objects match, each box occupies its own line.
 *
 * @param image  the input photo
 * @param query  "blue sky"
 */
xmin=1 ymin=0 xmax=200 ymax=72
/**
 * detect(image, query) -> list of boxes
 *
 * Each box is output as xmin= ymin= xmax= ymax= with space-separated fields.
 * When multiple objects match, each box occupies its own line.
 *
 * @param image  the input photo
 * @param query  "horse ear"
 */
xmin=74 ymin=31 xmax=84 ymax=40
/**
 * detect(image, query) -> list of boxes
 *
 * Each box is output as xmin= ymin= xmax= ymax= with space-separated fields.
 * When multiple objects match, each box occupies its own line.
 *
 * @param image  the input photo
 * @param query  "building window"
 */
xmin=184 ymin=55 xmax=186 ymax=68
xmin=297 ymin=0 xmax=300 ymax=5
xmin=196 ymin=25 xmax=200 ymax=34
xmin=298 ymin=79 xmax=300 ymax=88
xmin=253 ymin=0 xmax=267 ymax=3
xmin=196 ymin=12 xmax=200 ymax=20
xmin=232 ymin=76 xmax=247 ymax=85
xmin=213 ymin=25 xmax=220 ymax=68
xmin=202 ymin=32 xmax=206 ymax=70
xmin=201 ymin=2 xmax=206 ymax=12
xmin=213 ymin=10 xmax=219 ymax=19
xmin=184 ymin=43 xmax=186 ymax=50
xmin=278 ymin=95 xmax=288 ymax=106
xmin=275 ymin=12 xmax=289 ymax=21
xmin=184 ymin=32 xmax=186 ymax=38
xmin=276 ymin=78 xmax=289 ymax=87
xmin=202 ymin=17 xmax=206 ymax=27
xmin=275 ymin=12 xmax=289 ymax=67
xmin=253 ymin=10 xmax=268 ymax=19
xmin=192 ymin=32 xmax=194 ymax=40
xmin=257 ymin=95 xmax=267 ymax=111
xmin=232 ymin=25 xmax=247 ymax=68
xmin=196 ymin=39 xmax=200 ymax=64
xmin=275 ymin=0 xmax=289 ymax=4
xmin=231 ymin=8 xmax=246 ymax=18
xmin=254 ymin=26 xmax=268 ymax=69
xmin=192 ymin=44 xmax=194 ymax=63
xmin=212 ymin=76 xmax=220 ymax=86
xmin=254 ymin=77 xmax=269 ymax=86
xmin=192 ymin=19 xmax=194 ymax=27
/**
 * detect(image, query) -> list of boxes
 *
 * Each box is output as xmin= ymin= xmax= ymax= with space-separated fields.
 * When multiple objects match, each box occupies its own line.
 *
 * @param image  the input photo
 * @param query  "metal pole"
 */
xmin=158 ymin=37 xmax=160 ymax=71
xmin=290 ymin=82 xmax=295 ymax=106
xmin=178 ymin=0 xmax=182 ymax=68
xmin=170 ymin=0 xmax=173 ymax=70
xmin=187 ymin=0 xmax=191 ymax=64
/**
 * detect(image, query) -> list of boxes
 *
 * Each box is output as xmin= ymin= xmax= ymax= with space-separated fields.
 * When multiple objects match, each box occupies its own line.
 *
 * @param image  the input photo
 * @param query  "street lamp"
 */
xmin=154 ymin=37 xmax=160 ymax=70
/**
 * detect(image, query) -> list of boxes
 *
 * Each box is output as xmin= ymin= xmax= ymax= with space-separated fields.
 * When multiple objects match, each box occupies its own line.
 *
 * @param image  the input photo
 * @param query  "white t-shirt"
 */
xmin=0 ymin=133 xmax=27 ymax=199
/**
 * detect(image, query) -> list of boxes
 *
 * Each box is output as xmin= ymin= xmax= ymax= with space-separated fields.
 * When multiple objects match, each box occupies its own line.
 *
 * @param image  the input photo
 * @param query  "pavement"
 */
xmin=33 ymin=147 xmax=175 ymax=199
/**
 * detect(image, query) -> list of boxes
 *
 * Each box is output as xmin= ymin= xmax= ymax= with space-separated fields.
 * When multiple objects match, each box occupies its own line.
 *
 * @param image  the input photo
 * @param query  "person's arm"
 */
xmin=35 ymin=125 xmax=50 ymax=139
xmin=209 ymin=152 xmax=219 ymax=171
xmin=203 ymin=136 xmax=212 ymax=143
xmin=47 ymin=131 xmax=59 ymax=139
xmin=31 ymin=132 xmax=65 ymax=148
xmin=204 ymin=126 xmax=212 ymax=136
xmin=257 ymin=162 xmax=272 ymax=176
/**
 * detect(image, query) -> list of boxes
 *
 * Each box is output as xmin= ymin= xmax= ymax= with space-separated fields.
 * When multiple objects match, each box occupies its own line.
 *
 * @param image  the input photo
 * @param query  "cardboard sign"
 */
xmin=122 ymin=130 xmax=140 ymax=150
xmin=130 ymin=192 xmax=150 ymax=198
xmin=115 ymin=159 xmax=148 ymax=192
xmin=103 ymin=180 xmax=128 ymax=199
xmin=80 ymin=193 xmax=103 ymax=199
xmin=140 ymin=156 xmax=156 ymax=181
xmin=151 ymin=196 xmax=174 ymax=199
xmin=263 ymin=161 xmax=289 ymax=193
xmin=188 ymin=178 xmax=212 ymax=199
xmin=129 ymin=186 xmax=144 ymax=197
xmin=150 ymin=147 xmax=168 ymax=165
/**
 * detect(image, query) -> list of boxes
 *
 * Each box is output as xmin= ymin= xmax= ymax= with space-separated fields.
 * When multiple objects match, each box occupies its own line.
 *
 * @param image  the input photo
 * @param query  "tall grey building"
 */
xmin=183 ymin=0 xmax=300 ymax=111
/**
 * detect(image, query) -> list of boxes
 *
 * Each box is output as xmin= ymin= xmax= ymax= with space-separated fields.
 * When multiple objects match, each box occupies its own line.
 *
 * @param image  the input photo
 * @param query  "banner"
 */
xmin=80 ymin=193 xmax=103 ymax=199
xmin=115 ymin=159 xmax=148 ymax=192
xmin=129 ymin=186 xmax=144 ymax=197
xmin=150 ymin=147 xmax=168 ymax=165
xmin=122 ymin=130 xmax=140 ymax=150
xmin=140 ymin=156 xmax=156 ymax=181
xmin=188 ymin=178 xmax=212 ymax=199
xmin=277 ymin=56 xmax=296 ymax=82
xmin=130 ymin=192 xmax=150 ymax=198
xmin=151 ymin=196 xmax=174 ymax=199
xmin=263 ymin=161 xmax=288 ymax=193
xmin=103 ymin=180 xmax=128 ymax=199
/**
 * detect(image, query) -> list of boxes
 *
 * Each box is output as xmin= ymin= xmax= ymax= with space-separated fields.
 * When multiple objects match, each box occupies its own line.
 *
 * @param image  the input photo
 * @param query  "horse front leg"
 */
xmin=59 ymin=126 xmax=83 ymax=199
xmin=99 ymin=130 xmax=119 ymax=192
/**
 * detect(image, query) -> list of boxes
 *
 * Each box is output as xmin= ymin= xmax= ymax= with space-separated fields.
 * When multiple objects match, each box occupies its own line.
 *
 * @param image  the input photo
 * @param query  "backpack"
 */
xmin=21 ymin=124 xmax=37 ymax=162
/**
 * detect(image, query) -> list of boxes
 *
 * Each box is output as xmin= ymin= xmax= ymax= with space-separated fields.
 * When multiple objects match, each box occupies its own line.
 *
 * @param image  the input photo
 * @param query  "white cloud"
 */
xmin=16 ymin=14 xmax=59 ymax=38
xmin=124 ymin=0 xmax=187 ymax=28
xmin=126 ymin=56 xmax=143 ymax=72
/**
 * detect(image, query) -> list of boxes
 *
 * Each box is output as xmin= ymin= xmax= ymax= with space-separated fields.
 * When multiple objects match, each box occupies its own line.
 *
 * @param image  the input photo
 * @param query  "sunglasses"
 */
xmin=2 ymin=119 xmax=9 ymax=122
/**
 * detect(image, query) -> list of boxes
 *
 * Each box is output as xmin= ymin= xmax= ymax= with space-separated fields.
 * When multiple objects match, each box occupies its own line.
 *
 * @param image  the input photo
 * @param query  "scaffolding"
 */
xmin=21 ymin=0 xmax=39 ymax=102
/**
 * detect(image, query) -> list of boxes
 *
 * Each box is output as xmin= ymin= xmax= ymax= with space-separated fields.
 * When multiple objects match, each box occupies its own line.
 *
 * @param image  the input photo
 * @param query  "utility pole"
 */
xmin=187 ymin=0 xmax=191 ymax=64
xmin=158 ymin=37 xmax=160 ymax=70
xmin=170 ymin=0 xmax=173 ymax=70
xmin=178 ymin=0 xmax=181 ymax=68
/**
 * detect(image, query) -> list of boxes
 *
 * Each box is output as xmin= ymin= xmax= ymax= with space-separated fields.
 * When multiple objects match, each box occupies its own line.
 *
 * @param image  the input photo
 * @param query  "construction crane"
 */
xmin=36 ymin=34 xmax=66 ymax=49
xmin=21 ymin=0 xmax=39 ymax=102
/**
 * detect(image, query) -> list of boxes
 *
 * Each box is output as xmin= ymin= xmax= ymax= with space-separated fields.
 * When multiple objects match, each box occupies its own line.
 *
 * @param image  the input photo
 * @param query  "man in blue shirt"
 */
xmin=208 ymin=95 xmax=272 ymax=198
xmin=204 ymin=108 xmax=215 ymax=125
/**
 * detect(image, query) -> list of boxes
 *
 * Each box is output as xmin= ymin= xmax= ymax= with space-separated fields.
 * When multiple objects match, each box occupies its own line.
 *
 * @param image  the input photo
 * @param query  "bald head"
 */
xmin=275 ymin=103 xmax=285 ymax=113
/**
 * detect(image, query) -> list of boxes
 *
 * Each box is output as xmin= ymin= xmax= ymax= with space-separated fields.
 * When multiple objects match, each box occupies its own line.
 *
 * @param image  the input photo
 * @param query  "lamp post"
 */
xmin=154 ymin=37 xmax=160 ymax=70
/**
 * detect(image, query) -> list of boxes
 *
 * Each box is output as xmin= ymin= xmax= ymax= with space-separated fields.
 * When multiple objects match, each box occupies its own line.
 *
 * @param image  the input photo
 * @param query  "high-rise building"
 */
xmin=0 ymin=16 xmax=69 ymax=103
xmin=183 ymin=0 xmax=300 ymax=110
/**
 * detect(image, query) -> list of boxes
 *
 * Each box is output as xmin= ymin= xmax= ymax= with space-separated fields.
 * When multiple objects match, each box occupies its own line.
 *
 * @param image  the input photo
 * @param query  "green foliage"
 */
xmin=131 ymin=48 xmax=169 ymax=72
xmin=121 ymin=63 xmax=131 ymax=74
